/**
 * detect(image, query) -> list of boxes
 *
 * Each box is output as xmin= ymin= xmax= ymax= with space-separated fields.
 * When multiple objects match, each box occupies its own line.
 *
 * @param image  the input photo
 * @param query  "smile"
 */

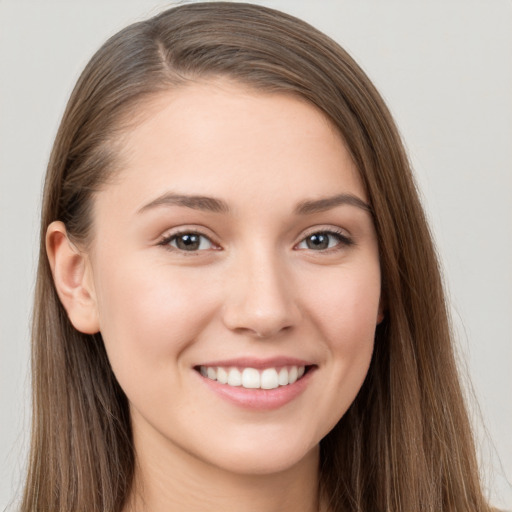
xmin=198 ymin=365 xmax=306 ymax=390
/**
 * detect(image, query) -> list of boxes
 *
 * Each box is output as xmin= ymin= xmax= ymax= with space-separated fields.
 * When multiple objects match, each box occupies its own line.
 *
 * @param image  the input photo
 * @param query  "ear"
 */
xmin=46 ymin=221 xmax=100 ymax=334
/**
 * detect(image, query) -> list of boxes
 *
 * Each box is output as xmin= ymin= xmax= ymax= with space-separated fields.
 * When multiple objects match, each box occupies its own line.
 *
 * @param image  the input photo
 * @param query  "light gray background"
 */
xmin=1 ymin=1 xmax=510 ymax=509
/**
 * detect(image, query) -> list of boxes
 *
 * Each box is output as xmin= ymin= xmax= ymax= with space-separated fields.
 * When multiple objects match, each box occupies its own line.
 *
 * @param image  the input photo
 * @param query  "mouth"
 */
xmin=194 ymin=364 xmax=314 ymax=390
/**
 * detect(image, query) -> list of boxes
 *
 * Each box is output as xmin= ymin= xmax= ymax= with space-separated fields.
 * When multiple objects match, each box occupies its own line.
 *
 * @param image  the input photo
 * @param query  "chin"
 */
xmin=201 ymin=436 xmax=320 ymax=477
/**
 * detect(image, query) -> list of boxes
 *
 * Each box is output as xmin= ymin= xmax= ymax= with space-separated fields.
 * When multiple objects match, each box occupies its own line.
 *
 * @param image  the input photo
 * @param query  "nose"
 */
xmin=221 ymin=249 xmax=301 ymax=339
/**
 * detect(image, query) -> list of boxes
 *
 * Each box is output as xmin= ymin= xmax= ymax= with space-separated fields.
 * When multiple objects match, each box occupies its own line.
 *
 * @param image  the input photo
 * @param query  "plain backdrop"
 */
xmin=1 ymin=1 xmax=511 ymax=509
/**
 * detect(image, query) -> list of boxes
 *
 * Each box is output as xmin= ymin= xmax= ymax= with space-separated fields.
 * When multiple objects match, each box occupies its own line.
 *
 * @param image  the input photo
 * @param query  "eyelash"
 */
xmin=295 ymin=228 xmax=354 ymax=252
xmin=158 ymin=228 xmax=353 ymax=254
xmin=158 ymin=230 xmax=218 ymax=254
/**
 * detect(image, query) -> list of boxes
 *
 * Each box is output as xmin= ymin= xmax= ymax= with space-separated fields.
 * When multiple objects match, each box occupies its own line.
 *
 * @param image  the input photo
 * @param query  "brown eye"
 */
xmin=304 ymin=233 xmax=330 ymax=250
xmin=167 ymin=233 xmax=214 ymax=251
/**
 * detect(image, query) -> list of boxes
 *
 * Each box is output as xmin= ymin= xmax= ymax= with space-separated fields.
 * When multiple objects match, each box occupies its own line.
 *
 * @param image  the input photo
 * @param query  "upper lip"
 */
xmin=196 ymin=357 xmax=315 ymax=370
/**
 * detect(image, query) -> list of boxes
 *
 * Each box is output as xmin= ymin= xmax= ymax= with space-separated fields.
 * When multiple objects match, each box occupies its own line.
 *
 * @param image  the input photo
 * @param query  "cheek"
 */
xmin=300 ymin=266 xmax=380 ymax=426
xmin=305 ymin=265 xmax=381 ymax=346
xmin=93 ymin=260 xmax=220 ymax=374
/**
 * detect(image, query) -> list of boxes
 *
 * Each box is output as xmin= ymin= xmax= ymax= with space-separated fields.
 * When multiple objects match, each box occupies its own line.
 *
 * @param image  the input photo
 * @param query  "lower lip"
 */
xmin=197 ymin=368 xmax=315 ymax=410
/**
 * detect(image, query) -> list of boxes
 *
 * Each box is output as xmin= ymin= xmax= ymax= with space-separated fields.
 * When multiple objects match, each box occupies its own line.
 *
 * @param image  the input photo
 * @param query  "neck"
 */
xmin=124 ymin=432 xmax=322 ymax=512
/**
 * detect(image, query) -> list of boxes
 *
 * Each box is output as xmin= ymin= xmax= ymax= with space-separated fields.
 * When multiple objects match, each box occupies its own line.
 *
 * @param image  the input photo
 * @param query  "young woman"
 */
xmin=21 ymin=2 xmax=494 ymax=511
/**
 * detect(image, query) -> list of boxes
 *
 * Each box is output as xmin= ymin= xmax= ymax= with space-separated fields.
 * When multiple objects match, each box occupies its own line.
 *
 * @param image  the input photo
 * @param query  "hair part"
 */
xmin=24 ymin=3 xmax=490 ymax=511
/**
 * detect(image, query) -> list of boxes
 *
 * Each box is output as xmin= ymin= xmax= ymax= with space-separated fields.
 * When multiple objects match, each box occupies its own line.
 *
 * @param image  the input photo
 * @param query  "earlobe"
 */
xmin=46 ymin=221 xmax=100 ymax=334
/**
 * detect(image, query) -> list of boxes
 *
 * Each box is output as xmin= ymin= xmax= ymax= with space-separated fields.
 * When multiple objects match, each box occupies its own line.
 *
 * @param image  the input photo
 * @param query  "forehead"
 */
xmin=98 ymin=80 xmax=366 ymax=217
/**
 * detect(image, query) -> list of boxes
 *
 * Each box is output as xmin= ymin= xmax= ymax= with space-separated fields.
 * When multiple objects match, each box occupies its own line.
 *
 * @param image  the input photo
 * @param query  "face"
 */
xmin=85 ymin=81 xmax=382 ymax=476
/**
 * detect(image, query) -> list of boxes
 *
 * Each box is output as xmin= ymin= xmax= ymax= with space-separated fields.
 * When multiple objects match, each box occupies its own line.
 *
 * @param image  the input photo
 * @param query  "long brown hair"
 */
xmin=22 ymin=2 xmax=491 ymax=511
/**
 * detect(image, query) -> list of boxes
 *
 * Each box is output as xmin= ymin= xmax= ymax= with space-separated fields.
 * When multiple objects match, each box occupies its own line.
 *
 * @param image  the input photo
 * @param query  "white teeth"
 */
xmin=217 ymin=367 xmax=228 ymax=384
xmin=199 ymin=365 xmax=306 ymax=389
xmin=261 ymin=368 xmax=279 ymax=389
xmin=242 ymin=368 xmax=260 ymax=388
xmin=227 ymin=368 xmax=242 ymax=386
xmin=278 ymin=367 xmax=288 ymax=386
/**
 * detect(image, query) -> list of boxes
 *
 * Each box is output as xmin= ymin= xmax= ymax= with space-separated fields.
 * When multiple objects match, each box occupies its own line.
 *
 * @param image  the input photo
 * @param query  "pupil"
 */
xmin=177 ymin=234 xmax=200 ymax=250
xmin=307 ymin=233 xmax=328 ymax=250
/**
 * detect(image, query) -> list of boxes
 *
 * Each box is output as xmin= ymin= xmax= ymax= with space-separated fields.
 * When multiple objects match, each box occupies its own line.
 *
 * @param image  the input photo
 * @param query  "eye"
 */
xmin=161 ymin=232 xmax=215 ymax=252
xmin=296 ymin=230 xmax=352 ymax=251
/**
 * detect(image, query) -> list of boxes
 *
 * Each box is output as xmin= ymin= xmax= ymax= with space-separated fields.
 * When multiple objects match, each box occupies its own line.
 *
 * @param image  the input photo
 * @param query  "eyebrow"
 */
xmin=294 ymin=194 xmax=372 ymax=215
xmin=137 ymin=193 xmax=230 ymax=214
xmin=137 ymin=192 xmax=371 ymax=216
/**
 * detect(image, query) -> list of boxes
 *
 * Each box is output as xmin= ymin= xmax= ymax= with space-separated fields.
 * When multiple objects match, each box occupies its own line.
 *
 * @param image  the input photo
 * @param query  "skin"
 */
xmin=47 ymin=81 xmax=383 ymax=512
